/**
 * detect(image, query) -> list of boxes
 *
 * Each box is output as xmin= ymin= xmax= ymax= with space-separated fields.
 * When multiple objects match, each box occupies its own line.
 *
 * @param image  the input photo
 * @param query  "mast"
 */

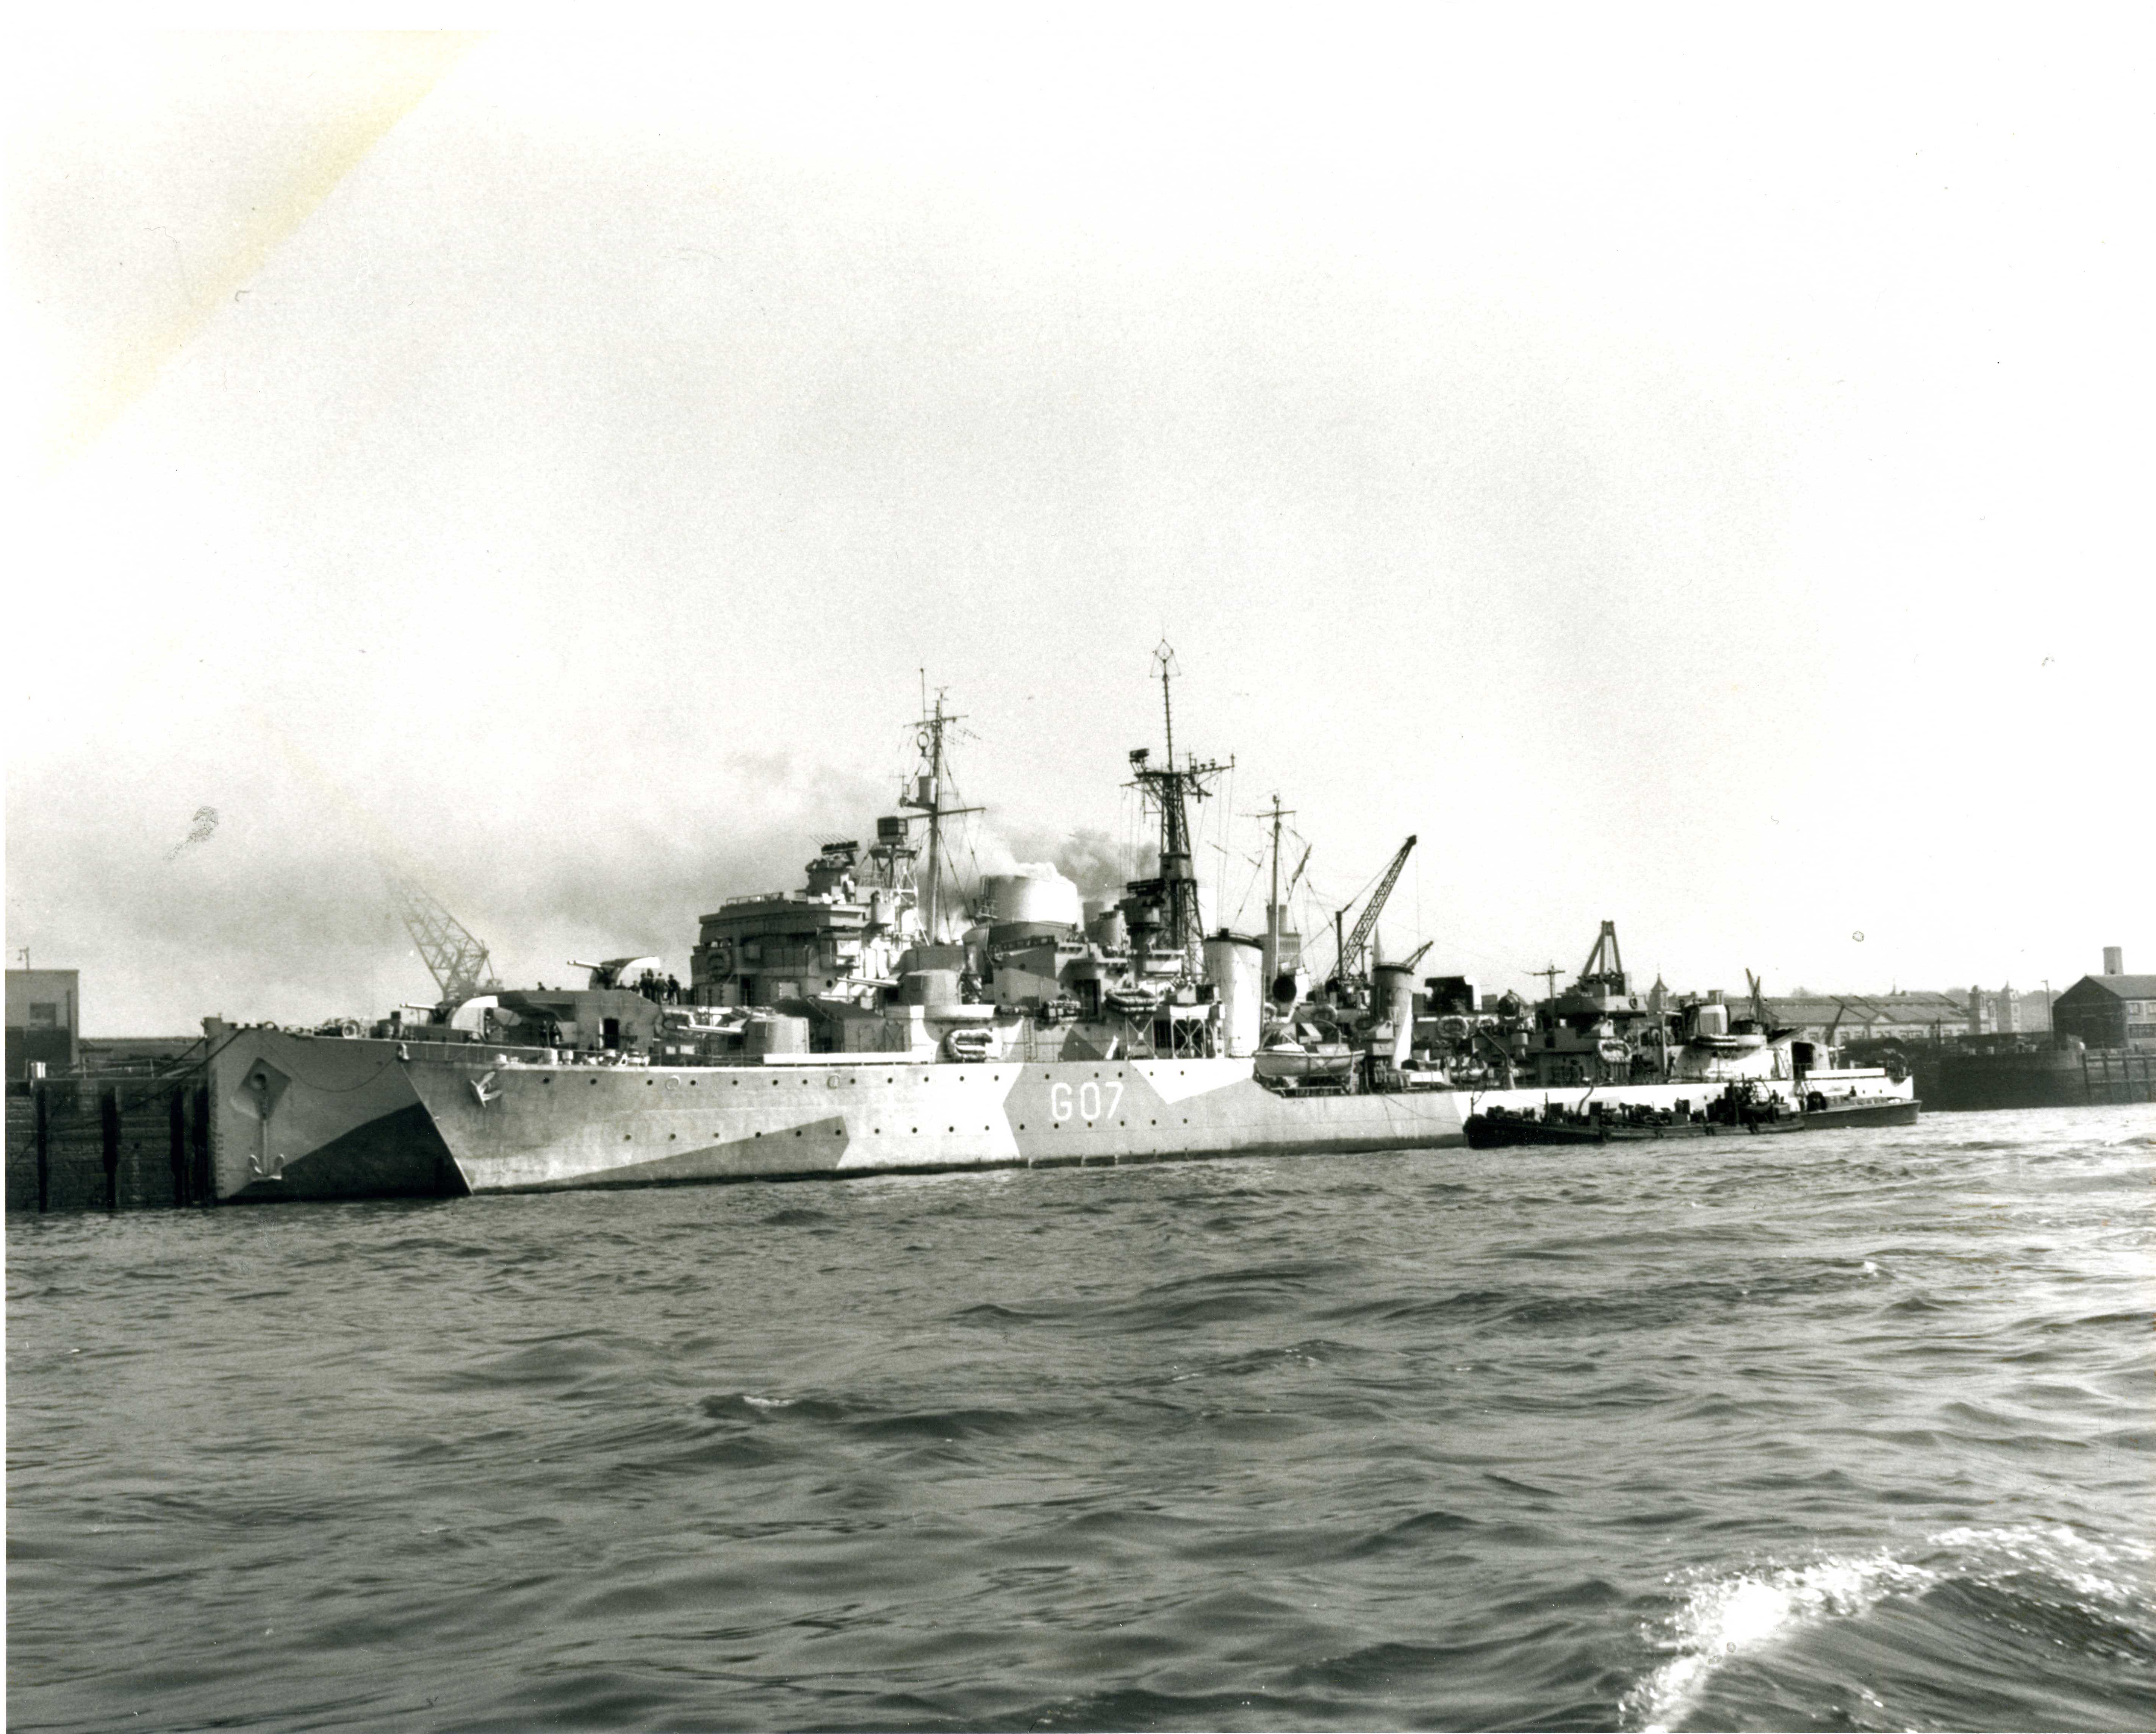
xmin=1126 ymin=642 xmax=1231 ymax=980
xmin=900 ymin=686 xmax=983 ymax=943
xmin=1253 ymin=794 xmax=1295 ymax=991
xmin=922 ymin=695 xmax=947 ymax=938
xmin=1534 ymin=962 xmax=1563 ymax=1025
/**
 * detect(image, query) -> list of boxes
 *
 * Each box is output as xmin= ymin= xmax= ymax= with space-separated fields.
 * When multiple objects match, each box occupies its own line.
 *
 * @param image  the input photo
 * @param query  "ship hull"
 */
xmin=397 ymin=1057 xmax=1918 ymax=1197
xmin=207 ymin=1028 xmax=545 ymax=1201
xmin=205 ymin=1037 xmax=1917 ymax=1202
xmin=402 ymin=1056 xmax=1464 ymax=1192
xmin=1807 ymin=1096 xmax=1922 ymax=1128
xmin=1465 ymin=1092 xmax=1922 ymax=1148
xmin=1467 ymin=1114 xmax=1794 ymax=1148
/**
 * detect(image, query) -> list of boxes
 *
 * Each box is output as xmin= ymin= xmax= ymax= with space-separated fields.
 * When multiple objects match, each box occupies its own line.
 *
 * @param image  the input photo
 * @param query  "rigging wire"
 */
xmin=1228 ymin=765 xmax=1240 ymax=921
xmin=1228 ymin=847 xmax=1267 ymax=932
xmin=1303 ymin=852 xmax=1395 ymax=976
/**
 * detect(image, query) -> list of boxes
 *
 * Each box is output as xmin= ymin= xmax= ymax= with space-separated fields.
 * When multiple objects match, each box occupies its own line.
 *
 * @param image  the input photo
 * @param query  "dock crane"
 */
xmin=1327 ymin=834 xmax=1416 ymax=998
xmin=251 ymin=724 xmax=503 ymax=1004
xmin=383 ymin=870 xmax=499 ymax=1002
xmin=1579 ymin=920 xmax=1628 ymax=995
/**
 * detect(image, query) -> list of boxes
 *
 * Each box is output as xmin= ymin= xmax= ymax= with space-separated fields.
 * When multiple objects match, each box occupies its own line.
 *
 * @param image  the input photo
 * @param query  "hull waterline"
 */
xmin=397 ymin=1057 xmax=1919 ymax=1197
xmin=401 ymin=1055 xmax=1467 ymax=1193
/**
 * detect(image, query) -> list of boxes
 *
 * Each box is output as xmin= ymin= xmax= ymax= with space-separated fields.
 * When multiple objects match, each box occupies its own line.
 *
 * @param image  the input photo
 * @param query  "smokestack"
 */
xmin=2104 ymin=946 xmax=2124 ymax=976
xmin=1374 ymin=963 xmax=1415 ymax=1067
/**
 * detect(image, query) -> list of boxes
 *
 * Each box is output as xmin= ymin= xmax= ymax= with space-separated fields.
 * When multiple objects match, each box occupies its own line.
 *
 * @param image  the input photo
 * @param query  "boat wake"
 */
xmin=1624 ymin=1551 xmax=1935 ymax=1731
xmin=1622 ymin=1524 xmax=2156 ymax=1731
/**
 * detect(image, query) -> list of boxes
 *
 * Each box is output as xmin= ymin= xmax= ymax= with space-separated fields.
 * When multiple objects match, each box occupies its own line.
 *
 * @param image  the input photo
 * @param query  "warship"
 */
xmin=205 ymin=668 xmax=1914 ymax=1201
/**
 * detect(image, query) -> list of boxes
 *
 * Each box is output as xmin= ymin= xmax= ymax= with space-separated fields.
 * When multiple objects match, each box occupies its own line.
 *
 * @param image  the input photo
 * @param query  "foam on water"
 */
xmin=1625 ymin=1522 xmax=2156 ymax=1731
xmin=1929 ymin=1522 xmax=2156 ymax=1611
xmin=1626 ymin=1551 xmax=1940 ymax=1731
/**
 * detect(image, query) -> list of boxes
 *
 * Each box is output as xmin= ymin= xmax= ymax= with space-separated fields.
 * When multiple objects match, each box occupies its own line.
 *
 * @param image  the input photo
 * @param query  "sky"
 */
xmin=5 ymin=19 xmax=2152 ymax=1034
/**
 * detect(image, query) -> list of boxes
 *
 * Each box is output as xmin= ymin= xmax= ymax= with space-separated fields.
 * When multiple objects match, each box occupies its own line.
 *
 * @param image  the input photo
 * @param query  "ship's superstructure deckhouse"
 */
xmin=682 ymin=678 xmax=1243 ymax=1066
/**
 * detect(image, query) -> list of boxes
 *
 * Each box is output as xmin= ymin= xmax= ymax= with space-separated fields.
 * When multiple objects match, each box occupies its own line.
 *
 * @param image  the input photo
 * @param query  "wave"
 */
xmin=1317 ymin=1262 xmax=1883 ymax=1336
xmin=1926 ymin=1523 xmax=2154 ymax=1610
xmin=1624 ymin=1551 xmax=1937 ymax=1730
xmin=947 ymin=1259 xmax=1354 ymax=1335
xmin=1623 ymin=1524 xmax=2156 ymax=1731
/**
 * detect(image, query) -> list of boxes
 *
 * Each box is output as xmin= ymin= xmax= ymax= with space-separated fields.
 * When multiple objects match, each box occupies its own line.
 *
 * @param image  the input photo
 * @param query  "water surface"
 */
xmin=10 ymin=1105 xmax=2154 ymax=1730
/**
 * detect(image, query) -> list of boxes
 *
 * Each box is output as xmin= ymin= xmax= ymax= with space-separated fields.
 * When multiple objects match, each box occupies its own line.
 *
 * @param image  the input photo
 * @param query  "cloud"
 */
xmin=5 ymin=746 xmax=897 ymax=1030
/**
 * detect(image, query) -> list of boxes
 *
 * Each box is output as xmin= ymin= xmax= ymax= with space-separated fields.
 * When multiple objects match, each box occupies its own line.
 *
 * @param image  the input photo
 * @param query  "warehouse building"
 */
xmin=2053 ymin=950 xmax=2156 ymax=1053
xmin=1763 ymin=990 xmax=1973 ymax=1048
xmin=6 ymin=967 xmax=79 ymax=1079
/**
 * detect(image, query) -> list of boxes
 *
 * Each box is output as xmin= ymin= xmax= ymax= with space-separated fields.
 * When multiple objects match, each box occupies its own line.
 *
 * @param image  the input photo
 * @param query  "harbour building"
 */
xmin=5 ymin=968 xmax=78 ymax=1080
xmin=1762 ymin=991 xmax=1973 ymax=1049
xmin=2054 ymin=950 xmax=2156 ymax=1053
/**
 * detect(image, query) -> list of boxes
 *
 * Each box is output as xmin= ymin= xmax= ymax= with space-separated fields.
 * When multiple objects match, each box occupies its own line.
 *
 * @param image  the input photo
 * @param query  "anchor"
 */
xmin=471 ymin=1070 xmax=502 ymax=1108
xmin=246 ymin=1070 xmax=287 ymax=1183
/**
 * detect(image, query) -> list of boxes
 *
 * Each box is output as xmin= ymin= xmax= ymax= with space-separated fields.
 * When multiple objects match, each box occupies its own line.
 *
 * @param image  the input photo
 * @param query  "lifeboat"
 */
xmin=1252 ymin=1041 xmax=1355 ymax=1083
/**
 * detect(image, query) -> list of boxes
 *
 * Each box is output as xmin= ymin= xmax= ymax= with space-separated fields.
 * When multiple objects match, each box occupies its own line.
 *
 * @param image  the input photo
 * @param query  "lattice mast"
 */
xmin=1127 ymin=643 xmax=1231 ymax=978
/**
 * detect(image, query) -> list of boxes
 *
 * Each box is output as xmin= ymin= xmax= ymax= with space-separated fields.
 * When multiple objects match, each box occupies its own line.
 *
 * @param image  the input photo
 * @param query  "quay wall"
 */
xmin=5 ymin=1078 xmax=214 ymax=1214
xmin=1912 ymin=1046 xmax=2155 ymax=1111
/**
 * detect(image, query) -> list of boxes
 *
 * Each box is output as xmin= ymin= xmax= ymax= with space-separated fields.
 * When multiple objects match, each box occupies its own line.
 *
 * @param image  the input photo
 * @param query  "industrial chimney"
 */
xmin=2104 ymin=946 xmax=2124 ymax=976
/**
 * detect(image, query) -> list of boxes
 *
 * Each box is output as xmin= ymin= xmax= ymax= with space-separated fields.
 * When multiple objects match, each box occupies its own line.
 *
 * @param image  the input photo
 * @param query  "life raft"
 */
xmin=942 ymin=1027 xmax=996 ymax=1062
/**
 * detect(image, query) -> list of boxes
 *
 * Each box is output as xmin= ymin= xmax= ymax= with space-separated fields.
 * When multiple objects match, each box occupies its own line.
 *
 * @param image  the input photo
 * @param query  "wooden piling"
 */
xmin=2081 ymin=1048 xmax=2154 ymax=1104
xmin=100 ymin=1087 xmax=120 ymax=1211
xmin=34 ymin=1080 xmax=50 ymax=1214
xmin=168 ymin=1084 xmax=189 ymax=1207
xmin=191 ymin=1084 xmax=213 ymax=1205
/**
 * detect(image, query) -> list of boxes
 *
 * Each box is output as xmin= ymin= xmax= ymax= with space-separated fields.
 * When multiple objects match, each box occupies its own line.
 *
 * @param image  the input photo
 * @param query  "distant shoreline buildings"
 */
xmin=1759 ymin=987 xmax=2052 ymax=1047
xmin=4 ymin=968 xmax=78 ymax=1079
xmin=7 ymin=950 xmax=2151 ymax=1076
xmin=1757 ymin=948 xmax=2151 ymax=1056
xmin=2054 ymin=948 xmax=2156 ymax=1053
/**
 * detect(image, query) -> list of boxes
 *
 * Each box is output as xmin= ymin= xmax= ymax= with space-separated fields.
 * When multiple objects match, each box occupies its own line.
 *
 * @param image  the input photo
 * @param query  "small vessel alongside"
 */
xmin=1465 ymin=1082 xmax=1922 ymax=1148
